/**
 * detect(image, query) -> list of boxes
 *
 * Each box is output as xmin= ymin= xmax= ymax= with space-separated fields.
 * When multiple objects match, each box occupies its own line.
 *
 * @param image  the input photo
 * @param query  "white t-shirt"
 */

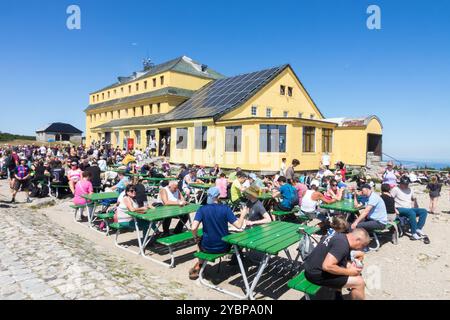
xmin=322 ymin=154 xmax=330 ymax=166
xmin=116 ymin=192 xmax=136 ymax=223
xmin=391 ymin=187 xmax=415 ymax=209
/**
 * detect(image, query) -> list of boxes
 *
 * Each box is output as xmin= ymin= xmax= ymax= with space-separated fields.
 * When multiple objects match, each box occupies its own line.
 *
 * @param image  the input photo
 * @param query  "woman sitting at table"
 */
xmin=67 ymin=161 xmax=82 ymax=195
xmin=126 ymin=161 xmax=139 ymax=175
xmin=209 ymin=164 xmax=221 ymax=176
xmin=114 ymin=184 xmax=154 ymax=239
xmin=301 ymin=182 xmax=338 ymax=221
xmin=161 ymin=158 xmax=171 ymax=176
xmin=73 ymin=171 xmax=94 ymax=221
xmin=324 ymin=179 xmax=344 ymax=202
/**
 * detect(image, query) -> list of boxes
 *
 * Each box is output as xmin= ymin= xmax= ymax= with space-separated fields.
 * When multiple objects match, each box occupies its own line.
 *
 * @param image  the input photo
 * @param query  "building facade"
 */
xmin=85 ymin=56 xmax=382 ymax=172
xmin=36 ymin=123 xmax=83 ymax=144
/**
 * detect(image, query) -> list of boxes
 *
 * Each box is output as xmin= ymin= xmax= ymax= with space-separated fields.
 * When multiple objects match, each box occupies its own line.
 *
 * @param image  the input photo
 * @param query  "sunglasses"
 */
xmin=128 ymin=190 xmax=136 ymax=193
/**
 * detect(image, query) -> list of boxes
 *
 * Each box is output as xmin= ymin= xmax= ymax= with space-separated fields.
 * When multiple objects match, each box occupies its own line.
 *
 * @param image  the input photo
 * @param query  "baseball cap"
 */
xmin=249 ymin=173 xmax=257 ymax=180
xmin=207 ymin=187 xmax=220 ymax=204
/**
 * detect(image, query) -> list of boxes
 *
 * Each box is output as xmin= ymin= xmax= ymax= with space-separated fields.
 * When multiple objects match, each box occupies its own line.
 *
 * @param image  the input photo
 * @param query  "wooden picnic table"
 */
xmin=258 ymin=192 xmax=273 ymax=201
xmin=320 ymin=200 xmax=363 ymax=214
xmin=126 ymin=204 xmax=201 ymax=266
xmin=189 ymin=183 xmax=214 ymax=204
xmin=82 ymin=192 xmax=120 ymax=228
xmin=222 ymin=221 xmax=319 ymax=300
xmin=197 ymin=175 xmax=217 ymax=182
xmin=126 ymin=173 xmax=148 ymax=177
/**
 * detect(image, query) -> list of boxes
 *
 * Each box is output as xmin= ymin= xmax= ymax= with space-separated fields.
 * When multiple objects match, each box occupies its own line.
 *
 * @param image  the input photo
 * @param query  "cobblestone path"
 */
xmin=0 ymin=203 xmax=190 ymax=300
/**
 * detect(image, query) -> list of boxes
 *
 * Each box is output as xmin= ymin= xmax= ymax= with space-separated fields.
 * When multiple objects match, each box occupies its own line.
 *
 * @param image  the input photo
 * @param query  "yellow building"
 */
xmin=86 ymin=56 xmax=382 ymax=172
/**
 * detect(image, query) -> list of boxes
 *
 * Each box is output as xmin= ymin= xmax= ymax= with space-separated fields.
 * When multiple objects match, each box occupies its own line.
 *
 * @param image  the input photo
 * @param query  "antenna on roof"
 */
xmin=143 ymin=57 xmax=155 ymax=71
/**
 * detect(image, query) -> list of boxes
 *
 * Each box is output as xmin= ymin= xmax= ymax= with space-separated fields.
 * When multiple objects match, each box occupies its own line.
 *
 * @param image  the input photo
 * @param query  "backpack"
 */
xmin=290 ymin=185 xmax=299 ymax=207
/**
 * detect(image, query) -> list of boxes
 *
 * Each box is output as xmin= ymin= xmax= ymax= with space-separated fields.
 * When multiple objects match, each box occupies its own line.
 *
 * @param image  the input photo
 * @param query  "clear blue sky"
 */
xmin=0 ymin=0 xmax=449 ymax=161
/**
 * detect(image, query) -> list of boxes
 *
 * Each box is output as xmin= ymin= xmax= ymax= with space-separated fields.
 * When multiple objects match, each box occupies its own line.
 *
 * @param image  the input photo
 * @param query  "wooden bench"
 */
xmin=96 ymin=211 xmax=115 ymax=235
xmin=51 ymin=184 xmax=70 ymax=198
xmin=194 ymin=250 xmax=241 ymax=299
xmin=288 ymin=271 xmax=321 ymax=300
xmin=272 ymin=210 xmax=310 ymax=223
xmin=156 ymin=229 xmax=204 ymax=268
xmin=70 ymin=204 xmax=94 ymax=223
xmin=109 ymin=222 xmax=140 ymax=255
xmin=370 ymin=220 xmax=399 ymax=251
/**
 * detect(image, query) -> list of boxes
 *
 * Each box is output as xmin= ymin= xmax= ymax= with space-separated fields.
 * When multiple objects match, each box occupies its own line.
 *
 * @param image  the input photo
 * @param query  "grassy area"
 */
xmin=0 ymin=132 xmax=35 ymax=143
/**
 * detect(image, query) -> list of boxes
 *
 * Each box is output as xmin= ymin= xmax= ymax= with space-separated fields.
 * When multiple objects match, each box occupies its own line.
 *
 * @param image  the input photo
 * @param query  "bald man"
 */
xmin=156 ymin=180 xmax=189 ymax=236
xmin=303 ymin=228 xmax=370 ymax=300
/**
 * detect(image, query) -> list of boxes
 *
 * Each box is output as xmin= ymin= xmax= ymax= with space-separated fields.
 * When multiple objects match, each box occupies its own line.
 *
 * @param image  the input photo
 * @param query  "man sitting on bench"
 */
xmin=303 ymin=228 xmax=370 ymax=300
xmin=189 ymin=187 xmax=246 ymax=280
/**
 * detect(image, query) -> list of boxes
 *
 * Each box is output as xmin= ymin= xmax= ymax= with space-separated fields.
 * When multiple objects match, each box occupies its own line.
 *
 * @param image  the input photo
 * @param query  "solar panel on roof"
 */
xmin=160 ymin=65 xmax=287 ymax=122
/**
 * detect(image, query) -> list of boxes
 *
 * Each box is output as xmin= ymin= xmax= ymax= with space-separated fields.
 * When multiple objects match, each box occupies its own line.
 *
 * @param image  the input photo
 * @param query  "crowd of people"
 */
xmin=0 ymin=143 xmax=446 ymax=300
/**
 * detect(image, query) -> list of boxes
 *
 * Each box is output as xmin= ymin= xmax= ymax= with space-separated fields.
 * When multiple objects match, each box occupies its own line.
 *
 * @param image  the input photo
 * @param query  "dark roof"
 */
xmin=92 ymin=115 xmax=161 ymax=130
xmin=92 ymin=65 xmax=289 ymax=129
xmin=91 ymin=56 xmax=224 ymax=95
xmin=85 ymin=87 xmax=195 ymax=112
xmin=158 ymin=64 xmax=288 ymax=122
xmin=36 ymin=123 xmax=83 ymax=134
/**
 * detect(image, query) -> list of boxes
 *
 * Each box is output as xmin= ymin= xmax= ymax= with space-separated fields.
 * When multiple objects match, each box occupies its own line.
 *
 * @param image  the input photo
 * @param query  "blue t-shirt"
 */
xmin=280 ymin=184 xmax=296 ymax=210
xmin=194 ymin=204 xmax=237 ymax=253
xmin=115 ymin=177 xmax=129 ymax=193
xmin=337 ymin=182 xmax=347 ymax=188
xmin=367 ymin=192 xmax=388 ymax=224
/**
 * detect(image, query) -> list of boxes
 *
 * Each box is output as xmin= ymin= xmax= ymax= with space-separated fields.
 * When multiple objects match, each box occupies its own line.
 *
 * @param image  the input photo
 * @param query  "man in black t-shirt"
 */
xmin=303 ymin=228 xmax=370 ymax=300
xmin=85 ymin=161 xmax=102 ymax=188
xmin=242 ymin=186 xmax=271 ymax=226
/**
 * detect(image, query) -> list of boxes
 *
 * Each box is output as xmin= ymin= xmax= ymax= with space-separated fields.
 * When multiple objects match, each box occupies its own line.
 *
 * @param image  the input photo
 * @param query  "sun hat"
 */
xmin=244 ymin=185 xmax=260 ymax=198
xmin=207 ymin=187 xmax=220 ymax=204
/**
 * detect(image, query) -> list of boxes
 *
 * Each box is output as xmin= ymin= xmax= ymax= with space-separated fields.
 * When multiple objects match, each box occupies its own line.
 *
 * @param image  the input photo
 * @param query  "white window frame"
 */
xmin=251 ymin=106 xmax=257 ymax=116
xmin=266 ymin=107 xmax=272 ymax=118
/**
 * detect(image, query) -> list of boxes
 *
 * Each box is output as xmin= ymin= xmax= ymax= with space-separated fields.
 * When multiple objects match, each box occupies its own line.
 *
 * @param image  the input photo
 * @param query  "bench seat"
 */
xmin=109 ymin=222 xmax=134 ymax=230
xmin=288 ymin=271 xmax=321 ymax=296
xmin=97 ymin=211 xmax=115 ymax=220
xmin=194 ymin=251 xmax=231 ymax=263
xmin=157 ymin=229 xmax=203 ymax=246
xmin=374 ymin=220 xmax=399 ymax=233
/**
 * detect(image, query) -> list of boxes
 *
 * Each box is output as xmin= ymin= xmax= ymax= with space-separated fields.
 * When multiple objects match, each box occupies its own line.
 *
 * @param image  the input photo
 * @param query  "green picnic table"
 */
xmin=197 ymin=176 xmax=217 ymax=182
xmin=189 ymin=183 xmax=214 ymax=189
xmin=82 ymin=192 xmax=120 ymax=229
xmin=320 ymin=200 xmax=363 ymax=214
xmin=189 ymin=183 xmax=214 ymax=204
xmin=219 ymin=221 xmax=319 ymax=300
xmin=258 ymin=192 xmax=273 ymax=201
xmin=320 ymin=200 xmax=365 ymax=221
xmin=125 ymin=204 xmax=201 ymax=267
xmin=258 ymin=192 xmax=275 ymax=212
xmin=126 ymin=173 xmax=148 ymax=178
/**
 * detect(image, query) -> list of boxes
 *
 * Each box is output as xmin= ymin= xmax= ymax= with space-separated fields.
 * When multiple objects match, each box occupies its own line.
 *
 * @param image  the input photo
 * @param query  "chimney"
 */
xmin=201 ymin=64 xmax=208 ymax=72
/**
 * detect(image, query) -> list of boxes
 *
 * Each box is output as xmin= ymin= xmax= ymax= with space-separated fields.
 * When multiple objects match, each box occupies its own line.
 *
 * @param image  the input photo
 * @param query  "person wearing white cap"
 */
xmin=189 ymin=187 xmax=246 ymax=280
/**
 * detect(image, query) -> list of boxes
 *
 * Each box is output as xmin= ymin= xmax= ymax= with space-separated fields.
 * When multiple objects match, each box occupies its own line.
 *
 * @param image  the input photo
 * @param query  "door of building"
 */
xmin=367 ymin=134 xmax=382 ymax=156
xmin=159 ymin=128 xmax=171 ymax=157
